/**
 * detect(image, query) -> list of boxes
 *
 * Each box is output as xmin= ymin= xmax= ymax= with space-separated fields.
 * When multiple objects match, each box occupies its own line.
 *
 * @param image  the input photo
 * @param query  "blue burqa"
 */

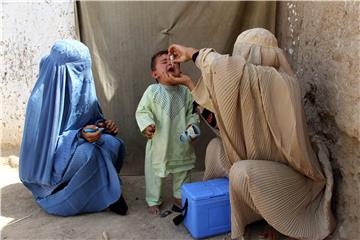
xmin=19 ymin=39 xmax=125 ymax=216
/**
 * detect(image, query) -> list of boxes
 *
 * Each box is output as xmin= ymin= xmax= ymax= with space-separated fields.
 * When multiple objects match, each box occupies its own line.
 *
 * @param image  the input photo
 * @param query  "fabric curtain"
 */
xmin=75 ymin=1 xmax=276 ymax=175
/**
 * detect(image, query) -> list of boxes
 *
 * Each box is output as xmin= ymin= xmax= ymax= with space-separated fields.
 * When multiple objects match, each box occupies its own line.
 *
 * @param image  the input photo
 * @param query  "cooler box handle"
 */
xmin=173 ymin=199 xmax=188 ymax=225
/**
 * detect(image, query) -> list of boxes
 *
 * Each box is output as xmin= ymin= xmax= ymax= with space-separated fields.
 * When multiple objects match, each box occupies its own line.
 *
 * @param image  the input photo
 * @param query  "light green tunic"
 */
xmin=136 ymin=83 xmax=199 ymax=178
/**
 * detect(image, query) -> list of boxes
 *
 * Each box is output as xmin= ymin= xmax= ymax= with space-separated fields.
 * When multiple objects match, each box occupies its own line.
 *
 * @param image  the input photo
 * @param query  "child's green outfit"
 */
xmin=136 ymin=84 xmax=199 ymax=206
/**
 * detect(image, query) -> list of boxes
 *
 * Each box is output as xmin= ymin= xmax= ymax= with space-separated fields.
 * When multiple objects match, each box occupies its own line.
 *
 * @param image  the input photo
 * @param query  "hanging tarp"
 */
xmin=76 ymin=1 xmax=276 ymax=175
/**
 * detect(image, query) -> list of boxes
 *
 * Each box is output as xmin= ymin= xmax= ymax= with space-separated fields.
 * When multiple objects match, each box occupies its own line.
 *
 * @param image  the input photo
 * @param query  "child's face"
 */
xmin=152 ymin=54 xmax=181 ymax=83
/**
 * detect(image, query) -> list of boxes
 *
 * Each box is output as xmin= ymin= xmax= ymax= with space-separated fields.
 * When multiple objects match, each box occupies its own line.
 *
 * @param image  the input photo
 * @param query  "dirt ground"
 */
xmin=0 ymin=153 xmax=286 ymax=240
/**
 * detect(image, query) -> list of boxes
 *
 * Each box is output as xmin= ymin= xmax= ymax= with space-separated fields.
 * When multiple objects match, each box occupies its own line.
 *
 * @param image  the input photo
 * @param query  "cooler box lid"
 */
xmin=182 ymin=178 xmax=229 ymax=201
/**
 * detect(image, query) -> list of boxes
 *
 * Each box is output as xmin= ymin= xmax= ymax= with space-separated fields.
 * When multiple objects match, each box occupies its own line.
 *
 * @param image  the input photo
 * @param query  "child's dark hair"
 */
xmin=151 ymin=50 xmax=168 ymax=71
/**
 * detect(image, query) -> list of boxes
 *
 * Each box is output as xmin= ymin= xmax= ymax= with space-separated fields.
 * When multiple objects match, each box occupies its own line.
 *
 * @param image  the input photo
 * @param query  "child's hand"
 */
xmin=143 ymin=124 xmax=156 ymax=139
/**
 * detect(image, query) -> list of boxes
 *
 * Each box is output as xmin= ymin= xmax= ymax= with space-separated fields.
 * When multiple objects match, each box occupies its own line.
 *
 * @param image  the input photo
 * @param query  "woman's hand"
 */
xmin=98 ymin=120 xmax=119 ymax=135
xmin=159 ymin=72 xmax=195 ymax=91
xmin=168 ymin=44 xmax=198 ymax=63
xmin=143 ymin=124 xmax=156 ymax=139
xmin=81 ymin=125 xmax=102 ymax=142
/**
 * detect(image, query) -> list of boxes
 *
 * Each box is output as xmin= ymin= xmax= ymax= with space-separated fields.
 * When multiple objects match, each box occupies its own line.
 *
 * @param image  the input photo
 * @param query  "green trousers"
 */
xmin=145 ymin=159 xmax=191 ymax=207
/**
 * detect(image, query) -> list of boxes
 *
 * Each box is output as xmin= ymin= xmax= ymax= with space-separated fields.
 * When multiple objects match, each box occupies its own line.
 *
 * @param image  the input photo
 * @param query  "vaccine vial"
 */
xmin=170 ymin=54 xmax=174 ymax=67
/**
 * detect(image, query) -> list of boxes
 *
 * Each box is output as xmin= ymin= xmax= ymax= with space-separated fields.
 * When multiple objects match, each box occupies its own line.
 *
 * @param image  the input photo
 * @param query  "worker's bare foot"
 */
xmin=148 ymin=205 xmax=160 ymax=215
xmin=174 ymin=197 xmax=182 ymax=208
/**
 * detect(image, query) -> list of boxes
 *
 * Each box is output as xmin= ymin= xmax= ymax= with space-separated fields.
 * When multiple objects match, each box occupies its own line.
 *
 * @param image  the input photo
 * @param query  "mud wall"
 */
xmin=276 ymin=2 xmax=360 ymax=239
xmin=0 ymin=1 xmax=76 ymax=152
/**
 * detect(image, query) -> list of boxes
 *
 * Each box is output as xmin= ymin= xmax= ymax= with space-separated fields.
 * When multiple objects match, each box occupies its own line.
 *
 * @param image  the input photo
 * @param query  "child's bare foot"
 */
xmin=148 ymin=205 xmax=160 ymax=215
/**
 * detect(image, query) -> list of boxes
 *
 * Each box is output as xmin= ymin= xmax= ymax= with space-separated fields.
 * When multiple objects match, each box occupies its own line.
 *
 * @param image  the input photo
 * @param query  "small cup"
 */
xmin=180 ymin=125 xmax=200 ymax=143
xmin=83 ymin=127 xmax=105 ymax=133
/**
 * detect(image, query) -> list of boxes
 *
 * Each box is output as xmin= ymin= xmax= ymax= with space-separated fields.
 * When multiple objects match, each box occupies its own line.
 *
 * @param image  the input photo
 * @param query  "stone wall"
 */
xmin=276 ymin=2 xmax=360 ymax=239
xmin=0 ymin=0 xmax=76 ymax=153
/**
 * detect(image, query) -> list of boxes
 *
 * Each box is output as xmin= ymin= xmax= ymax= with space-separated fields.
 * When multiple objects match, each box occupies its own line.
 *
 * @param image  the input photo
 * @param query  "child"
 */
xmin=136 ymin=50 xmax=200 ymax=215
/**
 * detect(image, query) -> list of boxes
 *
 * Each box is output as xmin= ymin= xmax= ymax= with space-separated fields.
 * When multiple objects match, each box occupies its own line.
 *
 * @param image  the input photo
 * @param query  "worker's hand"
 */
xmin=159 ymin=72 xmax=195 ymax=91
xmin=81 ymin=125 xmax=102 ymax=142
xmin=98 ymin=119 xmax=118 ymax=135
xmin=168 ymin=44 xmax=198 ymax=63
xmin=143 ymin=124 xmax=156 ymax=139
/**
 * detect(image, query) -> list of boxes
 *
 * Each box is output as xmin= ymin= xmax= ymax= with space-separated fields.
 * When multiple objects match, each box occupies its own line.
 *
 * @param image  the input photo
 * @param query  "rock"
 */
xmin=8 ymin=155 xmax=19 ymax=168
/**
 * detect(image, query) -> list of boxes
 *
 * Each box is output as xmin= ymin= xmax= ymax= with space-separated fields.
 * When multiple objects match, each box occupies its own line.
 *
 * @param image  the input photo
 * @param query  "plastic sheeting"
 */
xmin=76 ymin=1 xmax=276 ymax=175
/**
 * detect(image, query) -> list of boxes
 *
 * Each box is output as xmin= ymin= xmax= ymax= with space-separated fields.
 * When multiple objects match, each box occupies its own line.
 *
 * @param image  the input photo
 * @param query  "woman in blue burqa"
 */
xmin=19 ymin=39 xmax=128 ymax=216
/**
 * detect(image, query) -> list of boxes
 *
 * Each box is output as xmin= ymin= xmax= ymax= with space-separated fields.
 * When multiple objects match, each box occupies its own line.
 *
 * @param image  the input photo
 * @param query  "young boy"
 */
xmin=136 ymin=50 xmax=200 ymax=215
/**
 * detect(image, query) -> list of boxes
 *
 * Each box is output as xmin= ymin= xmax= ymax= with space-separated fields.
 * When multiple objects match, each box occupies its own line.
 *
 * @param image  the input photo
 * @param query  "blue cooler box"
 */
xmin=181 ymin=178 xmax=231 ymax=239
